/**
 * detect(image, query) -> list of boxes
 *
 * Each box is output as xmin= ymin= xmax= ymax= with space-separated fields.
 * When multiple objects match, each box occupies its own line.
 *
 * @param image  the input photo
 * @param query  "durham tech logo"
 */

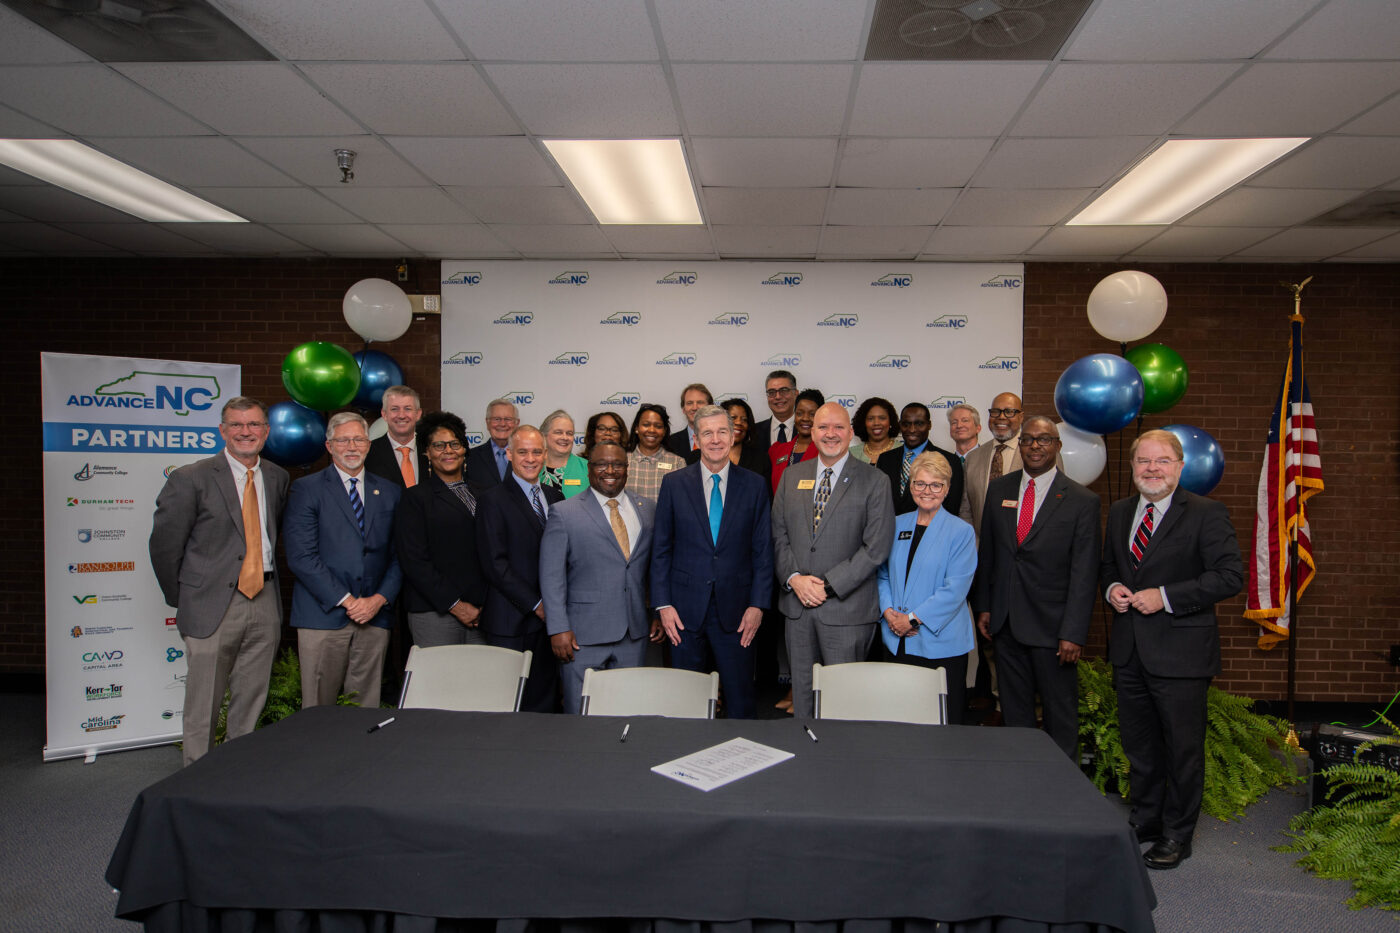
xmin=67 ymin=371 xmax=221 ymax=417
xmin=817 ymin=313 xmax=858 ymax=328
xmin=600 ymin=311 xmax=641 ymax=326
xmin=444 ymin=351 xmax=484 ymax=365
xmin=493 ymin=311 xmax=533 ymax=325
xmin=979 ymin=356 xmax=1021 ymax=371
xmin=549 ymin=270 xmax=589 ymax=286
xmin=656 ymin=270 xmax=697 ymax=286
xmin=442 ymin=270 xmax=483 ymax=285
xmin=762 ymin=272 xmax=803 ymax=287
xmin=926 ymin=314 xmax=969 ymax=329
xmin=708 ymin=311 xmax=749 ymax=326
xmin=602 ymin=392 xmax=641 ymax=407
xmin=549 ymin=351 xmax=589 ymax=366
xmin=870 ymin=355 xmax=911 ymax=369
xmin=982 ymin=273 xmax=1022 ymax=288
xmin=656 ymin=352 xmax=697 ymax=366
xmin=871 ymin=273 xmax=913 ymax=288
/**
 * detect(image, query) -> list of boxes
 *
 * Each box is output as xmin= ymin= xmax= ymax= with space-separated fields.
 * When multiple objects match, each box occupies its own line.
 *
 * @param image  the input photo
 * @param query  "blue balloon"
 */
xmin=263 ymin=401 xmax=327 ymax=467
xmin=1162 ymin=424 xmax=1226 ymax=495
xmin=1054 ymin=353 xmax=1145 ymax=435
xmin=352 ymin=349 xmax=405 ymax=410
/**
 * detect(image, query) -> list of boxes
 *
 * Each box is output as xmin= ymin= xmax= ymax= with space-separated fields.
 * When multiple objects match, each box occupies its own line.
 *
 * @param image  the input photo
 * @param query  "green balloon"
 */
xmin=1125 ymin=343 xmax=1189 ymax=414
xmin=281 ymin=341 xmax=361 ymax=411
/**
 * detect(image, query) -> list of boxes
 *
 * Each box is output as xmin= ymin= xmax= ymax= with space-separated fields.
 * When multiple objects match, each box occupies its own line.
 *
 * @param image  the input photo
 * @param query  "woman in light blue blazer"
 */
xmin=876 ymin=451 xmax=977 ymax=724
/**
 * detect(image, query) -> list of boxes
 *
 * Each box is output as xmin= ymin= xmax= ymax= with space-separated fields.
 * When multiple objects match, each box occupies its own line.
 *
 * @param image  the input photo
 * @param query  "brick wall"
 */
xmin=3 ymin=258 xmax=1396 ymax=703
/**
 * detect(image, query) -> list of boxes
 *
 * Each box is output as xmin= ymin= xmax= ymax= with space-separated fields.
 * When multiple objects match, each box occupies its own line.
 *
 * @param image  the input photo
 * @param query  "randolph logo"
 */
xmin=548 ymin=271 xmax=589 ymax=286
xmin=708 ymin=311 xmax=749 ymax=327
xmin=492 ymin=311 xmax=533 ymax=325
xmin=600 ymin=311 xmax=641 ymax=326
xmin=80 ymin=713 xmax=125 ymax=733
xmin=871 ymin=273 xmax=913 ymax=288
xmin=979 ymin=356 xmax=1022 ymax=371
xmin=68 ymin=561 xmax=136 ymax=574
xmin=926 ymin=314 xmax=969 ymax=329
xmin=929 ymin=395 xmax=968 ymax=410
xmin=442 ymin=270 xmax=483 ymax=285
xmin=817 ymin=313 xmax=859 ymax=328
xmin=67 ymin=371 xmax=221 ymax=417
xmin=656 ymin=352 xmax=697 ymax=367
xmin=870 ymin=355 xmax=912 ymax=369
xmin=656 ymin=271 xmax=697 ymax=286
xmin=549 ymin=351 xmax=590 ymax=366
xmin=762 ymin=272 xmax=803 ymax=287
xmin=85 ymin=683 xmax=123 ymax=701
xmin=761 ymin=353 xmax=802 ymax=367
xmin=443 ymin=351 xmax=484 ymax=366
xmin=982 ymin=274 xmax=1023 ymax=288
xmin=601 ymin=392 xmax=641 ymax=407
xmin=501 ymin=391 xmax=535 ymax=406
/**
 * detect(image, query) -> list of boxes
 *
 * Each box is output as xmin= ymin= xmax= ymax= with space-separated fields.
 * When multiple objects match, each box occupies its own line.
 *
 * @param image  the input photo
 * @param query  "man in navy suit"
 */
xmin=540 ymin=442 xmax=656 ymax=714
xmin=465 ymin=398 xmax=519 ymax=496
xmin=285 ymin=412 xmax=402 ymax=709
xmin=1103 ymin=429 xmax=1243 ymax=870
xmin=664 ymin=383 xmax=711 ymax=463
xmin=475 ymin=424 xmax=563 ymax=713
xmin=973 ymin=416 xmax=1100 ymax=758
xmin=877 ymin=402 xmax=964 ymax=517
xmin=652 ymin=405 xmax=773 ymax=718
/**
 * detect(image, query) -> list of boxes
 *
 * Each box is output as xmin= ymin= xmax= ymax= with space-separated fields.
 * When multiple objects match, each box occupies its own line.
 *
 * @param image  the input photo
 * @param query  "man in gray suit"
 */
xmin=772 ymin=403 xmax=895 ymax=718
xmin=539 ymin=442 xmax=656 ymax=715
xmin=150 ymin=397 xmax=289 ymax=766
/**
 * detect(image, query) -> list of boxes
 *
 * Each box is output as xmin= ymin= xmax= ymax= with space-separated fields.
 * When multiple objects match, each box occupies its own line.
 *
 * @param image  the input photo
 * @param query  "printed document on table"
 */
xmin=651 ymin=737 xmax=795 ymax=791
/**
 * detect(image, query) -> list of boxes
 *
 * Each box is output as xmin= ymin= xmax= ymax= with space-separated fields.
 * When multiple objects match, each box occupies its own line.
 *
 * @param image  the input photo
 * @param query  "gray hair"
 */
xmin=692 ymin=404 xmax=733 ymax=434
xmin=485 ymin=398 xmax=518 ymax=420
xmin=539 ymin=409 xmax=575 ymax=436
xmin=381 ymin=385 xmax=420 ymax=408
xmin=325 ymin=411 xmax=369 ymax=440
xmin=946 ymin=402 xmax=980 ymax=427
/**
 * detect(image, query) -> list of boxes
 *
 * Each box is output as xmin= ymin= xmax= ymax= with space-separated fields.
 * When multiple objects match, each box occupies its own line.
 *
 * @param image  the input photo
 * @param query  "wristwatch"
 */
xmin=822 ymin=578 xmax=837 ymax=599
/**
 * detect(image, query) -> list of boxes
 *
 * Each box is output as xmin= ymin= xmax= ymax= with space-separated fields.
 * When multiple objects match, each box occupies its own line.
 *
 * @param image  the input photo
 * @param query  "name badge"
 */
xmin=564 ymin=478 xmax=582 ymax=486
xmin=657 ymin=461 xmax=673 ymax=470
xmin=797 ymin=479 xmax=815 ymax=490
xmin=898 ymin=530 xmax=913 ymax=540
xmin=1001 ymin=499 xmax=1018 ymax=508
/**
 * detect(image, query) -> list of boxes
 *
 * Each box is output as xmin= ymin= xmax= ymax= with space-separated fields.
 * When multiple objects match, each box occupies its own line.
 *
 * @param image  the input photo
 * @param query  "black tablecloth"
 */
xmin=106 ymin=707 xmax=1155 ymax=932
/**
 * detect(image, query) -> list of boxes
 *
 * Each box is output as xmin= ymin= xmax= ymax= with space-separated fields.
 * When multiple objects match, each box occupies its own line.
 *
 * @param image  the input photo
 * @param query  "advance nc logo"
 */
xmin=982 ymin=274 xmax=1022 ymax=288
xmin=817 ymin=313 xmax=858 ymax=328
xmin=549 ymin=351 xmax=589 ymax=366
xmin=762 ymin=272 xmax=803 ymax=287
xmin=602 ymin=392 xmax=641 ymax=407
xmin=600 ymin=311 xmax=641 ymax=326
xmin=656 ymin=352 xmax=697 ymax=367
xmin=444 ymin=351 xmax=484 ymax=366
xmin=871 ymin=273 xmax=913 ymax=288
xmin=980 ymin=356 xmax=1021 ymax=370
xmin=464 ymin=432 xmax=485 ymax=446
xmin=927 ymin=315 xmax=969 ymax=329
xmin=493 ymin=311 xmax=533 ymax=326
xmin=870 ymin=355 xmax=911 ymax=369
xmin=830 ymin=395 xmax=857 ymax=410
xmin=68 ymin=371 xmax=221 ymax=417
xmin=548 ymin=271 xmax=589 ymax=286
xmin=761 ymin=353 xmax=802 ymax=368
xmin=502 ymin=391 xmax=535 ymax=406
xmin=656 ymin=271 xmax=697 ymax=286
xmin=708 ymin=311 xmax=749 ymax=327
xmin=929 ymin=395 xmax=967 ymax=410
xmin=443 ymin=270 xmax=483 ymax=285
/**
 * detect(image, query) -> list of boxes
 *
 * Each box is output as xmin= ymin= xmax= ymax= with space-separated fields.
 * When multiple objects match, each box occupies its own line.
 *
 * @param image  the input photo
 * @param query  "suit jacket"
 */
xmin=959 ymin=437 xmax=1023 ymax=542
xmin=149 ymin=454 xmax=289 ymax=639
xmin=465 ymin=441 xmax=509 ymax=496
xmin=393 ymin=472 xmax=488 ymax=615
xmin=876 ymin=508 xmax=977 ymax=659
xmin=771 ymin=456 xmax=894 ymax=626
xmin=651 ymin=463 xmax=772 ymax=632
xmin=972 ymin=470 xmax=1100 ymax=648
xmin=734 ymin=444 xmax=772 ymax=492
xmin=751 ymin=417 xmax=774 ymax=459
xmin=540 ymin=488 xmax=654 ymax=645
xmin=366 ymin=435 xmax=431 ymax=489
xmin=284 ymin=466 xmax=402 ymax=630
xmin=475 ymin=477 xmax=564 ymax=639
xmin=664 ymin=427 xmax=702 ymax=464
xmin=1101 ymin=491 xmax=1244 ymax=679
xmin=877 ymin=443 xmax=965 ymax=518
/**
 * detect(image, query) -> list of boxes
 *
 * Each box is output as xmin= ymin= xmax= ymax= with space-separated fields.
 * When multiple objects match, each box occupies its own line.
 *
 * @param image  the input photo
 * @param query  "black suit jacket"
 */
xmin=973 ymin=470 xmax=1100 ymax=648
xmin=393 ymin=472 xmax=488 ymax=615
xmin=1101 ymin=491 xmax=1243 ymax=679
xmin=664 ymin=428 xmax=701 ymax=464
xmin=465 ymin=441 xmax=509 ymax=496
xmin=751 ymin=417 xmax=774 ymax=459
xmin=876 ymin=443 xmax=965 ymax=517
xmin=474 ymin=477 xmax=563 ymax=639
xmin=366 ymin=435 xmax=431 ymax=489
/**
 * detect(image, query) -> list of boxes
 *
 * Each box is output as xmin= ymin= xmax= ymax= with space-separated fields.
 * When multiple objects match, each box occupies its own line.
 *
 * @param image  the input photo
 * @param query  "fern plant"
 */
xmin=1277 ymin=716 xmax=1400 ymax=911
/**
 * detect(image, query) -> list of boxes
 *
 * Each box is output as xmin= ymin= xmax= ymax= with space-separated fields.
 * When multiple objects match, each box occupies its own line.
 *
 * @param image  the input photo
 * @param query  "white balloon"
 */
xmin=1056 ymin=422 xmax=1106 ymax=485
xmin=368 ymin=416 xmax=389 ymax=441
xmin=343 ymin=278 xmax=412 ymax=343
xmin=1086 ymin=270 xmax=1168 ymax=342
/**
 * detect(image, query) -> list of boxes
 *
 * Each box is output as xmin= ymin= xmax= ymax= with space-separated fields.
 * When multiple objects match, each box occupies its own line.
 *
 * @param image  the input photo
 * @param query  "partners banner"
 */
xmin=439 ymin=262 xmax=1023 ymax=449
xmin=41 ymin=352 xmax=240 ymax=761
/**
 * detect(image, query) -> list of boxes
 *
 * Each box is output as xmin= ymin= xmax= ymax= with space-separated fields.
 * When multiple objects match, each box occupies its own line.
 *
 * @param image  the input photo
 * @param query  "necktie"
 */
xmin=607 ymin=498 xmax=631 ymax=561
xmin=348 ymin=477 xmax=365 ymax=536
xmin=1016 ymin=477 xmax=1035 ymax=545
xmin=777 ymin=422 xmax=788 ymax=444
xmin=813 ymin=467 xmax=832 ymax=534
xmin=398 ymin=446 xmax=416 ymax=487
xmin=989 ymin=443 xmax=1008 ymax=481
xmin=900 ymin=449 xmax=914 ymax=496
xmin=530 ymin=485 xmax=546 ymax=526
xmin=709 ymin=474 xmax=723 ymax=544
xmin=236 ymin=468 xmax=263 ymax=598
xmin=495 ymin=446 xmax=508 ymax=480
xmin=691 ymin=432 xmax=698 ymax=451
xmin=1130 ymin=502 xmax=1154 ymax=568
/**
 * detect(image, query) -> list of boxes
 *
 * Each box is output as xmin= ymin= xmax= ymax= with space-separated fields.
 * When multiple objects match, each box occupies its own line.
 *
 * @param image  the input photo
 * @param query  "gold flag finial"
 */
xmin=1280 ymin=276 xmax=1313 ymax=316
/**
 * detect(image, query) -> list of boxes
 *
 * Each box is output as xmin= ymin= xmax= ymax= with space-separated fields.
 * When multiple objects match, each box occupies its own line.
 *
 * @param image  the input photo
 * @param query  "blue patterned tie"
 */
xmin=348 ymin=477 xmax=365 ymax=536
xmin=531 ymin=484 xmax=547 ymax=526
xmin=709 ymin=474 xmax=722 ymax=545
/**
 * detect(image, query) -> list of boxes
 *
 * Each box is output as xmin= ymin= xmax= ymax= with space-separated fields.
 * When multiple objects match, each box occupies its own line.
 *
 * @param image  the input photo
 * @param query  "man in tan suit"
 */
xmin=959 ymin=393 xmax=1025 ymax=543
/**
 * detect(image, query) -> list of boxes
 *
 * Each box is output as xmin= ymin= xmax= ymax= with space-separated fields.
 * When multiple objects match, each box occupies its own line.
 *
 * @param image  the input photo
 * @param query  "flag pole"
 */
xmin=1279 ymin=276 xmax=1311 ymax=750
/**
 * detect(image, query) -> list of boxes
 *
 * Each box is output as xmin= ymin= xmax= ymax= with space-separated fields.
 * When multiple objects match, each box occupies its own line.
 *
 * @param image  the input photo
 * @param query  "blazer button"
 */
xmin=227 ymin=582 xmax=234 ymax=588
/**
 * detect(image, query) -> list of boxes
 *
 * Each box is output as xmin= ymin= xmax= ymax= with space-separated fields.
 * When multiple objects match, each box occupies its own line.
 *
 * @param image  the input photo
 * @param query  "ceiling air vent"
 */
xmin=1 ymin=0 xmax=273 ymax=62
xmin=865 ymin=0 xmax=1094 ymax=62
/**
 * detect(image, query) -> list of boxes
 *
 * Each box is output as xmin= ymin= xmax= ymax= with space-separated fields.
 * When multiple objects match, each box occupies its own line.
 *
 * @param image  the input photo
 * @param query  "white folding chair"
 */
xmin=398 ymin=644 xmax=532 ymax=712
xmin=812 ymin=661 xmax=948 ymax=725
xmin=579 ymin=667 xmax=719 ymax=719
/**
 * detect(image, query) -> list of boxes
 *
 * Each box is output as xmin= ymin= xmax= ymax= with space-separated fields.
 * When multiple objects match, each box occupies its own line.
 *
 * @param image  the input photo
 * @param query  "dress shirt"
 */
xmin=332 ymin=465 xmax=369 ymax=606
xmin=391 ymin=436 xmax=419 ymax=484
xmin=770 ymin=417 xmax=794 ymax=446
xmin=813 ymin=452 xmax=850 ymax=505
xmin=589 ymin=487 xmax=641 ymax=553
xmin=626 ymin=448 xmax=685 ymax=503
xmin=1106 ymin=491 xmax=1176 ymax=612
xmin=700 ymin=461 xmax=730 ymax=520
xmin=1016 ymin=467 xmax=1057 ymax=527
xmin=223 ymin=450 xmax=273 ymax=567
xmin=510 ymin=472 xmax=550 ymax=519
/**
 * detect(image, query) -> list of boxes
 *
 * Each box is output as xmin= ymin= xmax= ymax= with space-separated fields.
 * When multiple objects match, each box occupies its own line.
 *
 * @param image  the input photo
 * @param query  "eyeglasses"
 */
xmin=595 ymin=426 xmax=622 ymax=436
xmin=429 ymin=440 xmax=465 ymax=452
xmin=765 ymin=387 xmax=795 ymax=398
xmin=988 ymin=408 xmax=1022 ymax=419
xmin=910 ymin=480 xmax=947 ymax=493
xmin=329 ymin=437 xmax=370 ymax=448
xmin=223 ymin=420 xmax=268 ymax=430
xmin=1018 ymin=435 xmax=1059 ymax=447
xmin=1132 ymin=457 xmax=1180 ymax=468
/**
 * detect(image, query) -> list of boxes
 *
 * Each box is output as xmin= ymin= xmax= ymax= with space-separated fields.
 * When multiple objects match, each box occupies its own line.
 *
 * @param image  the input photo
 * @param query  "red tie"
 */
xmin=1016 ymin=477 xmax=1035 ymax=545
xmin=1130 ymin=502 xmax=1154 ymax=568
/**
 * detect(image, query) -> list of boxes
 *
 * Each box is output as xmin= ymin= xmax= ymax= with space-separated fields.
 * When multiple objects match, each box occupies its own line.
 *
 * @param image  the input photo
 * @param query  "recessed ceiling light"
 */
xmin=0 ymin=139 xmax=246 ymax=222
xmin=543 ymin=139 xmax=702 ymax=225
xmin=1068 ymin=138 xmax=1309 ymax=226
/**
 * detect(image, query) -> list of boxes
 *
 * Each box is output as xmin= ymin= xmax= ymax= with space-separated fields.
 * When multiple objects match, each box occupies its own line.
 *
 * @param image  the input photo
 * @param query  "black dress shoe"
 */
xmin=1131 ymin=823 xmax=1163 ymax=844
xmin=1143 ymin=838 xmax=1191 ymax=870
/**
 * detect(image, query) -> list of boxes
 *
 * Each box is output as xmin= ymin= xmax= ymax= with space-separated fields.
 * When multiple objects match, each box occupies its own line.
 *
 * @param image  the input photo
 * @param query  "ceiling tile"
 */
xmin=220 ymin=0 xmax=465 ymax=60
xmin=1247 ymin=137 xmax=1400 ymax=190
xmin=315 ymin=187 xmax=478 ymax=224
xmin=1266 ymin=0 xmax=1400 ymax=60
xmin=489 ymin=224 xmax=615 ymax=254
xmin=0 ymin=102 xmax=59 ymax=137
xmin=1024 ymin=226 xmax=1160 ymax=257
xmin=52 ymin=223 xmax=217 ymax=254
xmin=303 ymin=63 xmax=519 ymax=136
xmin=483 ymin=64 xmax=678 ymax=136
xmin=826 ymin=188 xmax=956 ymax=226
xmin=114 ymin=63 xmax=361 ymax=136
xmin=836 ymin=138 xmax=993 ymax=188
xmin=943 ymin=189 xmax=1091 ymax=226
xmin=600 ymin=225 xmax=714 ymax=253
xmin=921 ymin=226 xmax=1048 ymax=256
xmin=1012 ymin=64 xmax=1237 ymax=137
xmin=1124 ymin=227 xmax=1280 ymax=258
xmin=1062 ymin=0 xmax=1316 ymax=60
xmin=711 ymin=225 xmax=820 ymax=257
xmin=93 ymin=137 xmax=295 ymax=187
xmin=1177 ymin=62 xmax=1400 ymax=137
xmin=972 ymin=137 xmax=1153 ymax=189
xmin=264 ymin=224 xmax=413 ymax=253
xmin=0 ymin=5 xmax=91 ymax=64
xmin=0 ymin=222 xmax=118 ymax=253
xmin=0 ymin=185 xmax=138 ymax=223
xmin=1334 ymin=231 xmax=1400 ymax=260
xmin=701 ymin=188 xmax=828 ymax=226
xmin=690 ymin=138 xmax=838 ymax=187
xmin=1340 ymin=94 xmax=1400 ymax=135
xmin=655 ymin=0 xmax=867 ymax=61
xmin=436 ymin=0 xmax=658 ymax=61
xmin=377 ymin=223 xmax=516 ymax=256
xmin=0 ymin=65 xmax=209 ymax=136
xmin=849 ymin=63 xmax=1046 ymax=137
xmin=447 ymin=187 xmax=589 ymax=224
xmin=817 ymin=225 xmax=932 ymax=257
xmin=155 ymin=222 xmax=311 ymax=254
xmin=673 ymin=64 xmax=853 ymax=136
xmin=387 ymin=137 xmax=559 ymax=186
xmin=238 ymin=137 xmax=428 ymax=187
xmin=1233 ymin=227 xmax=1396 ymax=259
xmin=191 ymin=187 xmax=360 ymax=223
xmin=1182 ymin=188 xmax=1362 ymax=226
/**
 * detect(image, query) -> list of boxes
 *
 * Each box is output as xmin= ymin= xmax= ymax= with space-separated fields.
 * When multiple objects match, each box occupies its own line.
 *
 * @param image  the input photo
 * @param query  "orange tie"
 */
xmin=237 ymin=469 xmax=264 ymax=598
xmin=398 ymin=446 xmax=416 ymax=487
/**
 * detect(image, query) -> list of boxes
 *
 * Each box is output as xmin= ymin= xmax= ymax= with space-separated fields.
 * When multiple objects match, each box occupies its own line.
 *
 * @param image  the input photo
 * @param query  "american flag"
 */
xmin=1246 ymin=312 xmax=1323 ymax=649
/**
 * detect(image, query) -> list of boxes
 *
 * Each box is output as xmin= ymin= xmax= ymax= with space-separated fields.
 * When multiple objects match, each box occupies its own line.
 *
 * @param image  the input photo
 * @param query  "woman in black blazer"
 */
xmin=720 ymin=397 xmax=772 ymax=487
xmin=393 ymin=411 xmax=489 ymax=647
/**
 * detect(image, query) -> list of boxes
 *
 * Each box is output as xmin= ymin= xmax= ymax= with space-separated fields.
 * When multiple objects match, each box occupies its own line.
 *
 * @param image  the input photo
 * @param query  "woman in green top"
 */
xmin=539 ymin=409 xmax=589 ymax=498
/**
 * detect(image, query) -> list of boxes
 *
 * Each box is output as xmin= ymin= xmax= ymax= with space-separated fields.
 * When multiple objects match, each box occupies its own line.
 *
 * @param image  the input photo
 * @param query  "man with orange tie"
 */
xmin=150 ymin=397 xmax=289 ymax=766
xmin=664 ymin=383 xmax=710 ymax=464
xmin=366 ymin=385 xmax=430 ymax=489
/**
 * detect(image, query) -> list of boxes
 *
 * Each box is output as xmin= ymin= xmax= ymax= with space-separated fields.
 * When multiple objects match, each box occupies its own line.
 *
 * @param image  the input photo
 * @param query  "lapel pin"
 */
xmin=373 ymin=489 xmax=379 ymax=495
